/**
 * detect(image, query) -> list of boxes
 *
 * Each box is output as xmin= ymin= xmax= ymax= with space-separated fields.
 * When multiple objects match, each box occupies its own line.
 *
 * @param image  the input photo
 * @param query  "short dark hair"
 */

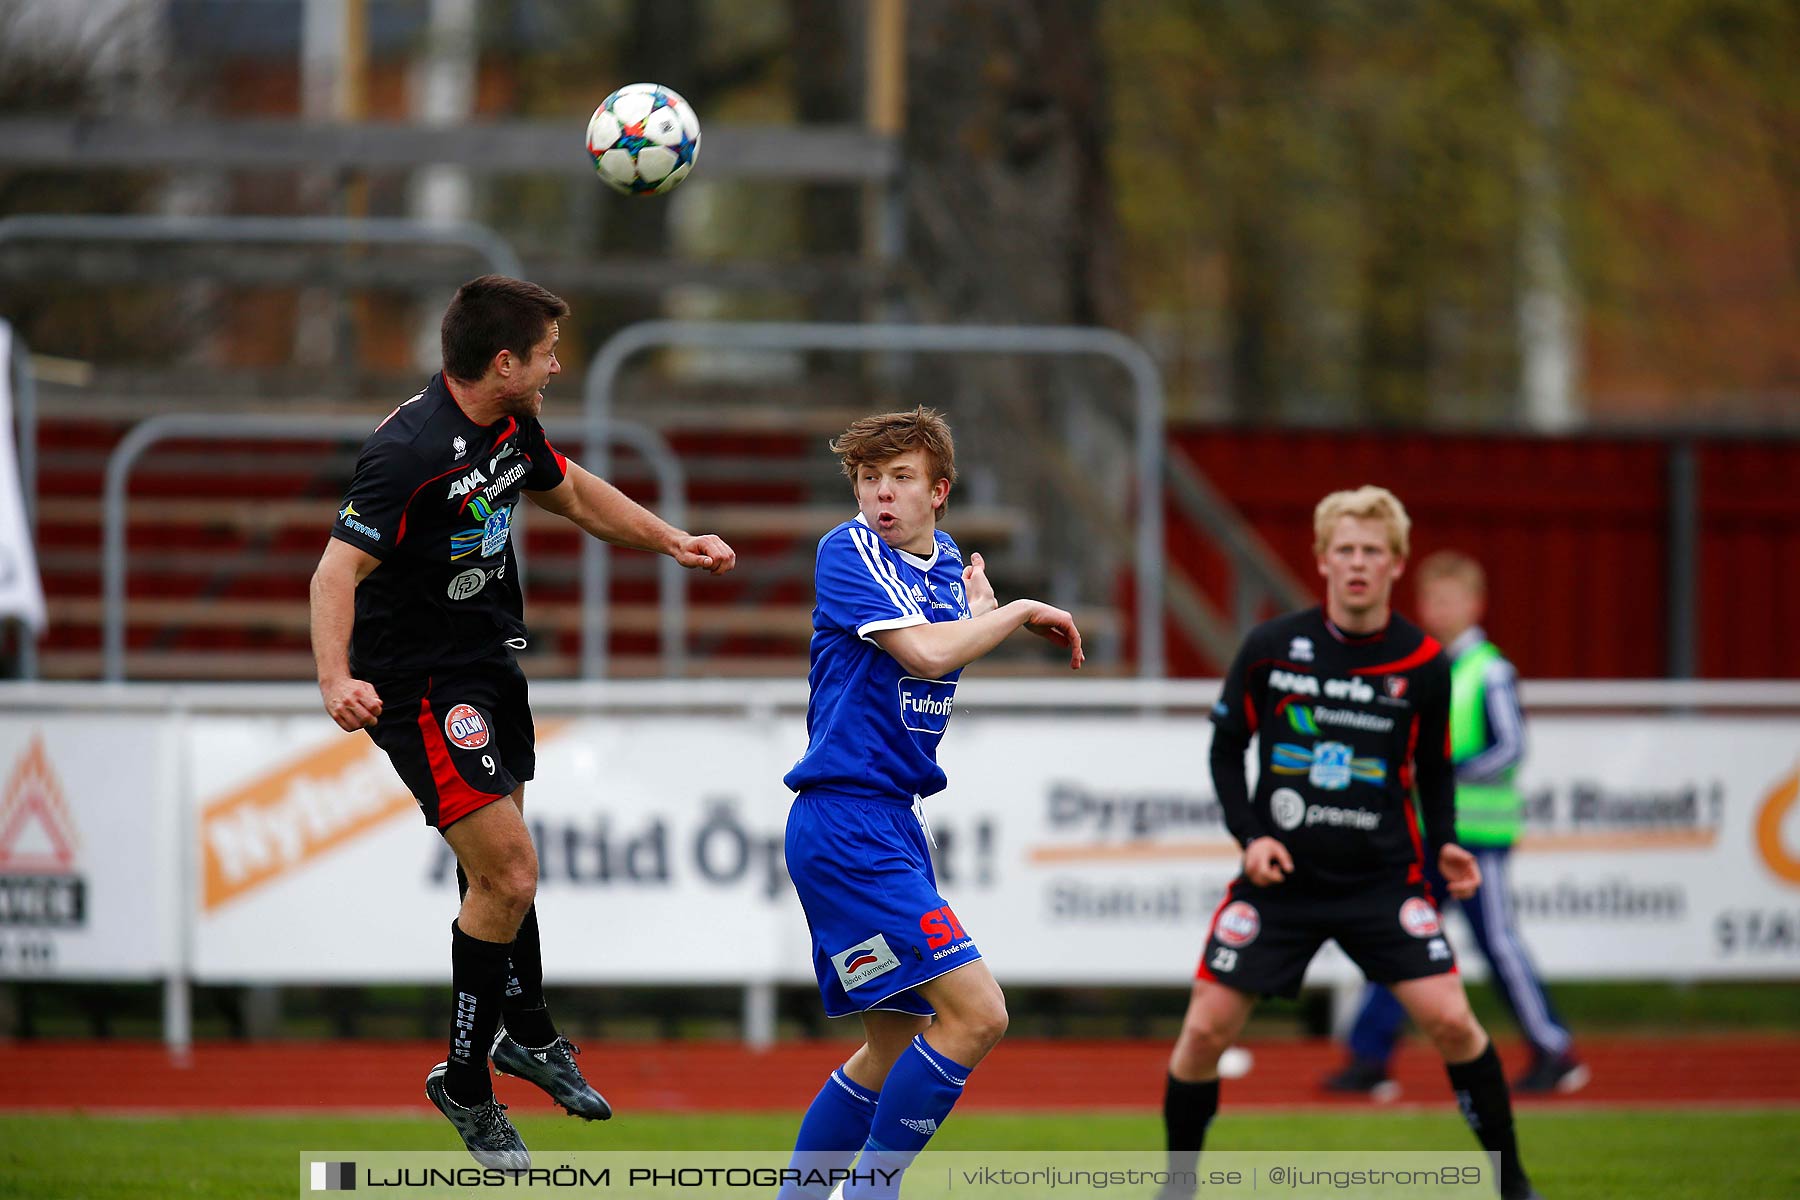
xmin=440 ymin=275 xmax=570 ymax=383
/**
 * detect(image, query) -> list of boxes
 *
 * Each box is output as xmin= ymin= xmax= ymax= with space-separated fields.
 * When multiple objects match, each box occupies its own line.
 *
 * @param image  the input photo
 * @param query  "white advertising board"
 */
xmin=190 ymin=715 xmax=809 ymax=983
xmin=936 ymin=714 xmax=1800 ymax=985
xmin=0 ymin=719 xmax=180 ymax=978
xmin=187 ymin=707 xmax=1800 ymax=985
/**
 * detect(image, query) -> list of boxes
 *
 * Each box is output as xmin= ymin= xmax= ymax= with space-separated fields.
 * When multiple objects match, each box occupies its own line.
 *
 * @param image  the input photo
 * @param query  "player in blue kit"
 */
xmin=778 ymin=408 xmax=1084 ymax=1200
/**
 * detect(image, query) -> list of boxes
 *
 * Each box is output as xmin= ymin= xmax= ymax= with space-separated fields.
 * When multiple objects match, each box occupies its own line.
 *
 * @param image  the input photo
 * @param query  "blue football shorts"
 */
xmin=784 ymin=791 xmax=983 ymax=1018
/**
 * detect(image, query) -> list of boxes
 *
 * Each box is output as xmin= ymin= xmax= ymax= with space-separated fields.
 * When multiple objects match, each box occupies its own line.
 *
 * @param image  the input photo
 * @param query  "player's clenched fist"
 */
xmin=1438 ymin=843 xmax=1482 ymax=900
xmin=673 ymin=533 xmax=737 ymax=575
xmin=1243 ymin=835 xmax=1294 ymax=886
xmin=320 ymin=676 xmax=383 ymax=731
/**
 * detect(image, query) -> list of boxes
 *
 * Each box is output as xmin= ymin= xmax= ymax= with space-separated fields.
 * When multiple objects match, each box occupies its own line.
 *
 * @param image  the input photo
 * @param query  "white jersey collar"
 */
xmin=852 ymin=512 xmax=940 ymax=570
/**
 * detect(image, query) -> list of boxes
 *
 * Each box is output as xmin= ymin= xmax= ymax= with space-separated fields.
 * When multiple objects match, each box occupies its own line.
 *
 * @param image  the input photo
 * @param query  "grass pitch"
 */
xmin=3 ymin=1109 xmax=1794 ymax=1199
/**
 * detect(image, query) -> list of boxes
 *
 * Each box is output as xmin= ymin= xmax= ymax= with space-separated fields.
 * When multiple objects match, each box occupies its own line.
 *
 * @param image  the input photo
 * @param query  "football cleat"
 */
xmin=426 ymin=1061 xmax=530 ymax=1170
xmin=492 ymin=1028 xmax=614 ymax=1120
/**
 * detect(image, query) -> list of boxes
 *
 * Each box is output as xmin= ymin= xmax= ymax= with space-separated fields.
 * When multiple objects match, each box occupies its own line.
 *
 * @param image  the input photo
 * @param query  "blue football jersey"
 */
xmin=783 ymin=515 xmax=974 ymax=805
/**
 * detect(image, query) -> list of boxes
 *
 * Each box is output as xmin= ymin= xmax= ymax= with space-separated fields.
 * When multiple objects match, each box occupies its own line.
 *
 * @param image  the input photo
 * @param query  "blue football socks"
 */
xmin=777 ymin=1067 xmax=881 ymax=1200
xmin=844 ymin=1035 xmax=971 ymax=1200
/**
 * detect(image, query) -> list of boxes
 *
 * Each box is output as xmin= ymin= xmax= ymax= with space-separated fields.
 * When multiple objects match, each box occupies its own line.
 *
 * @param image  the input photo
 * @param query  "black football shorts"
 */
xmin=1194 ymin=874 xmax=1457 ymax=999
xmin=363 ymin=652 xmax=536 ymax=830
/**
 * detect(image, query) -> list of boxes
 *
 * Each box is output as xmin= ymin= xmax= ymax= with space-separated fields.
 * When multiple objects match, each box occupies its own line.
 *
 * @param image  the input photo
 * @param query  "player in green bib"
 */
xmin=1325 ymin=552 xmax=1587 ymax=1097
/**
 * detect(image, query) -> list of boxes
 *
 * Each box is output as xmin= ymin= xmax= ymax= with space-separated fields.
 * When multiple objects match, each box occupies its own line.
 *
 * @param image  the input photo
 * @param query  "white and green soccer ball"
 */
xmin=585 ymin=83 xmax=701 ymax=196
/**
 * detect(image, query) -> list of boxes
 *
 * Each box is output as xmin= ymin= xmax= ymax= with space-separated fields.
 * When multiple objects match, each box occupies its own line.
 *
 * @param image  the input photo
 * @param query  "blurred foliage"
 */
xmin=1 ymin=1 xmax=1794 ymax=422
xmin=1106 ymin=0 xmax=1800 ymax=423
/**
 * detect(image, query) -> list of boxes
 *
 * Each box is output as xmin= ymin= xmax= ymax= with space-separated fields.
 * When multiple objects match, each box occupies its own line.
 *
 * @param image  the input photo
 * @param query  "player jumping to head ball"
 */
xmin=1157 ymin=486 xmax=1543 ymax=1200
xmin=310 ymin=275 xmax=736 ymax=1168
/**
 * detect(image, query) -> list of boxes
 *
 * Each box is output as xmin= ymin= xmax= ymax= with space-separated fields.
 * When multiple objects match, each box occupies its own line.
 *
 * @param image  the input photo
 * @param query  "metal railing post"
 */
xmin=1666 ymin=439 xmax=1699 ymax=680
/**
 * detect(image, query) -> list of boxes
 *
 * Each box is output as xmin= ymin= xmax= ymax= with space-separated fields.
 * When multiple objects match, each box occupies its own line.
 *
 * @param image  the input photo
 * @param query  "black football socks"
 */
xmin=446 ymin=919 xmax=513 ymax=1105
xmin=456 ymin=866 xmax=558 ymax=1049
xmin=1446 ymin=1040 xmax=1534 ymax=1199
xmin=501 ymin=904 xmax=558 ymax=1047
xmin=1162 ymin=1074 xmax=1220 ymax=1190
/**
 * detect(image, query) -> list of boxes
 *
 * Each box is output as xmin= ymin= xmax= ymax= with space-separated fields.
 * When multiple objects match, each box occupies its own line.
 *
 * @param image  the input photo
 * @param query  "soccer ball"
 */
xmin=586 ymin=83 xmax=701 ymax=196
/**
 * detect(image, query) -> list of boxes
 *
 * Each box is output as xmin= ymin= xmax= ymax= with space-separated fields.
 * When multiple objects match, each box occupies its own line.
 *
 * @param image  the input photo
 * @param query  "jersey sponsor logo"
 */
xmin=1400 ymin=896 xmax=1442 ymax=938
xmin=443 ymin=704 xmax=490 ymax=750
xmin=450 ymin=505 xmax=514 ymax=561
xmin=488 ymin=442 xmax=517 ymax=473
xmin=932 ymin=937 xmax=975 ymax=962
xmin=1310 ymin=740 xmax=1354 ymax=789
xmin=1286 ymin=702 xmax=1397 ymax=735
xmin=1270 ymin=669 xmax=1318 ymax=696
xmin=446 ymin=567 xmax=489 ymax=601
xmin=1272 ymin=742 xmax=1388 ymax=790
xmin=472 ymin=462 xmax=529 ymax=506
xmin=830 ymin=933 xmax=901 ymax=991
xmin=337 ymin=502 xmax=381 ymax=542
xmin=1215 ymin=900 xmax=1261 ymax=947
xmin=1300 ymin=802 xmax=1381 ymax=830
xmin=1288 ymin=636 xmax=1315 ymax=662
xmin=919 ymin=904 xmax=967 ymax=950
xmin=1285 ymin=704 xmax=1319 ymax=734
xmin=1270 ymin=787 xmax=1306 ymax=831
xmin=1312 ymin=706 xmax=1395 ymax=733
xmin=1385 ymin=675 xmax=1409 ymax=700
xmin=481 ymin=506 xmax=512 ymax=558
xmin=446 ymin=468 xmax=489 ymax=499
xmin=452 ymin=436 xmax=467 ymax=459
xmin=898 ymin=676 xmax=956 ymax=736
xmin=1269 ymin=670 xmax=1376 ymax=704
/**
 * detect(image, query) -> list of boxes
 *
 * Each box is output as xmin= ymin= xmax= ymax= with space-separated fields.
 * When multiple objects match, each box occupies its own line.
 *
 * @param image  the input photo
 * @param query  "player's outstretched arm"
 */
xmin=528 ymin=460 xmax=737 ymax=575
xmin=309 ymin=538 xmax=384 ymax=730
xmin=872 ymin=598 xmax=1083 ymax=679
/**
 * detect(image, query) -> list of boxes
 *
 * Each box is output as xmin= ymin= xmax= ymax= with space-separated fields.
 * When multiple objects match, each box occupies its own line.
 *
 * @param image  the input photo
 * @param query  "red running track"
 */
xmin=2 ymin=1036 xmax=1795 ymax=1114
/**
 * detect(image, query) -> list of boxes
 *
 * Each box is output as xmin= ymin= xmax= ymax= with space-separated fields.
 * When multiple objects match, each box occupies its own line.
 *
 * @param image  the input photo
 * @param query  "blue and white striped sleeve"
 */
xmin=815 ymin=525 xmax=928 ymax=642
xmin=1458 ymin=657 xmax=1526 ymax=782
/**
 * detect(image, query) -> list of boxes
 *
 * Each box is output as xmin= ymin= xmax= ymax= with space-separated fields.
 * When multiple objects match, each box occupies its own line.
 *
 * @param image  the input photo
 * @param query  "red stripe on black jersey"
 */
xmin=393 ymin=462 xmax=483 ymax=547
xmin=1349 ymin=636 xmax=1443 ymax=677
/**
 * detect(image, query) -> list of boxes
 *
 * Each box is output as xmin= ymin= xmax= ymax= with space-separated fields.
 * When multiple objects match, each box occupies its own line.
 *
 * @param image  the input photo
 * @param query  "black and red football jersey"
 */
xmin=1210 ymin=607 xmax=1457 ymax=890
xmin=329 ymin=373 xmax=568 ymax=677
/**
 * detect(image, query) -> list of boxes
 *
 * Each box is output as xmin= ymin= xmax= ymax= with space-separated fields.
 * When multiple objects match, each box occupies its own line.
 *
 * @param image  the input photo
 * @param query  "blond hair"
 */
xmin=830 ymin=407 xmax=958 ymax=512
xmin=1312 ymin=486 xmax=1411 ymax=557
xmin=1415 ymin=549 xmax=1486 ymax=595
